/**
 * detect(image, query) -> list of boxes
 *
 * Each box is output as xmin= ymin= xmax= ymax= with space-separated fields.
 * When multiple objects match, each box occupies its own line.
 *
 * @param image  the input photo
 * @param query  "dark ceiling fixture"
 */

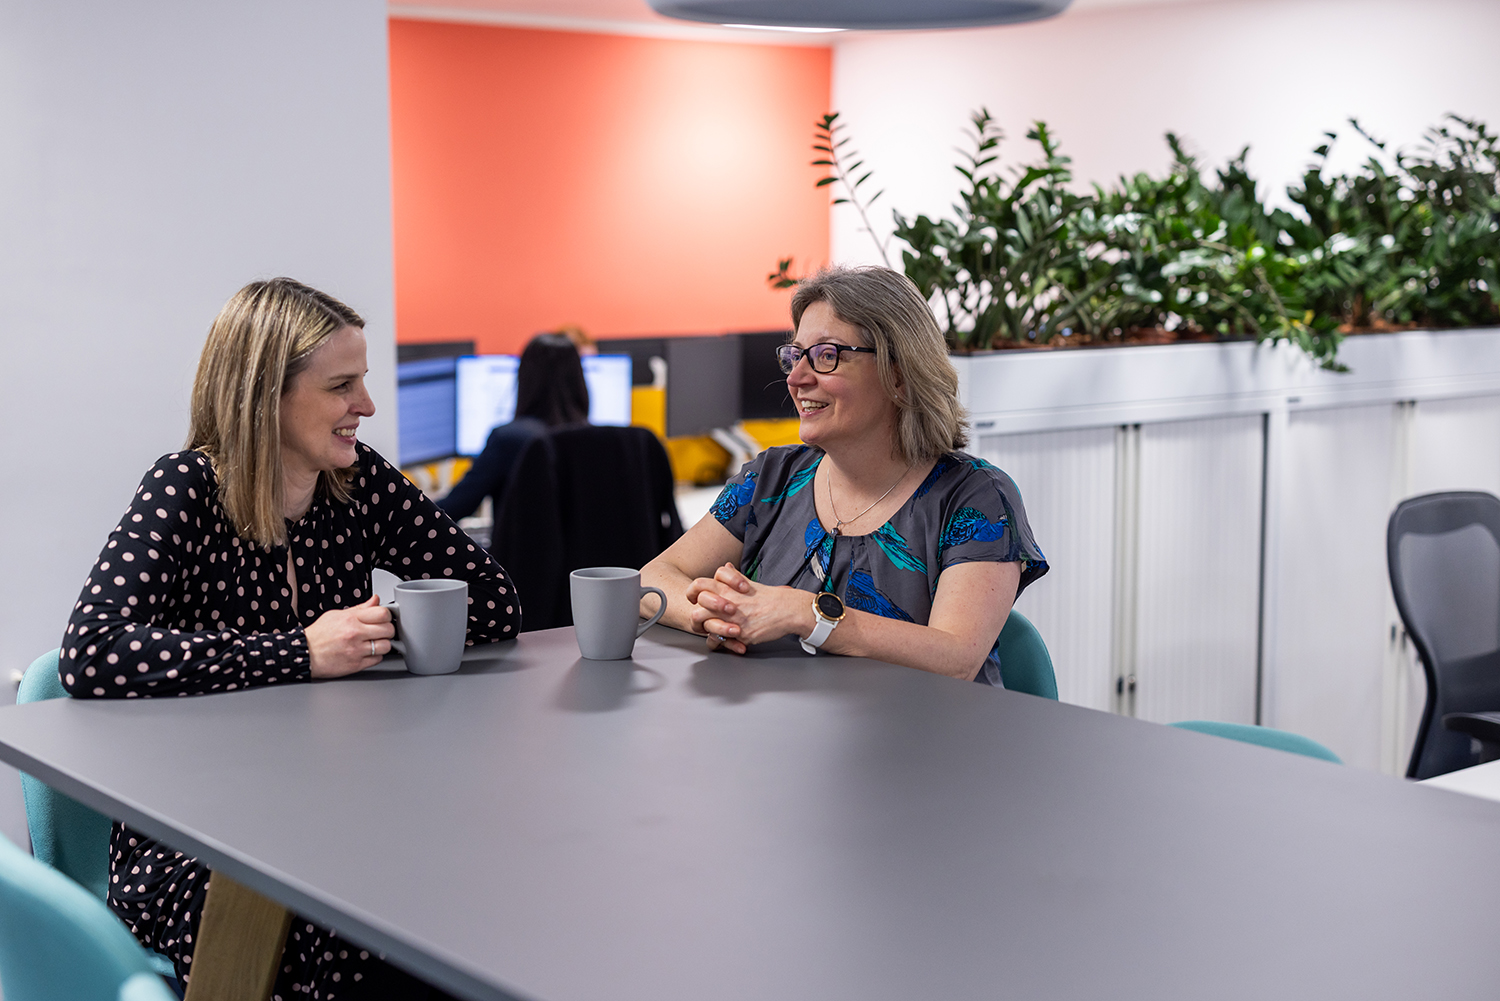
xmin=646 ymin=0 xmax=1073 ymax=30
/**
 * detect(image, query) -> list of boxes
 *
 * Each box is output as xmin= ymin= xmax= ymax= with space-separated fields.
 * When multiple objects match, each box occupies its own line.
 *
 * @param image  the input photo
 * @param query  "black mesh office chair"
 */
xmin=491 ymin=425 xmax=682 ymax=631
xmin=1387 ymin=491 xmax=1500 ymax=779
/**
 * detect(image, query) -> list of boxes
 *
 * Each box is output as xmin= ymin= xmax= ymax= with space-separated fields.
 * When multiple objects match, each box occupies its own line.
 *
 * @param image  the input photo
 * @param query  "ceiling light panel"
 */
xmin=648 ymin=0 xmax=1072 ymax=30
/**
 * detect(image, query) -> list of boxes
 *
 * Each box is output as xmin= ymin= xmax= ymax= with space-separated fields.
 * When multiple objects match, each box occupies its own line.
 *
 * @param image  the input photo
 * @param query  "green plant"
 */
xmin=769 ymin=113 xmax=890 ymax=289
xmin=894 ymin=112 xmax=1104 ymax=347
xmin=772 ymin=110 xmax=1500 ymax=371
xmin=1285 ymin=116 xmax=1500 ymax=332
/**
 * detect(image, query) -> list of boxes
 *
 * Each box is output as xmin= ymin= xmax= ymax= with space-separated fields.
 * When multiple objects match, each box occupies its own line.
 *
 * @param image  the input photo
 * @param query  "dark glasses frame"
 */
xmin=776 ymin=342 xmax=878 ymax=375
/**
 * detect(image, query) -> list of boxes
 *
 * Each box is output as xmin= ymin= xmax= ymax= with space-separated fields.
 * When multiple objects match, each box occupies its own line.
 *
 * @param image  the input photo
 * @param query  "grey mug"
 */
xmin=570 ymin=567 xmax=666 ymax=660
xmin=387 ymin=579 xmax=469 ymax=675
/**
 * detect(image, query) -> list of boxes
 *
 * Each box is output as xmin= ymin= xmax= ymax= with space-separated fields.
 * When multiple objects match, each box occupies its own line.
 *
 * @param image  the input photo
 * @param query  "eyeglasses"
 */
xmin=776 ymin=342 xmax=877 ymax=375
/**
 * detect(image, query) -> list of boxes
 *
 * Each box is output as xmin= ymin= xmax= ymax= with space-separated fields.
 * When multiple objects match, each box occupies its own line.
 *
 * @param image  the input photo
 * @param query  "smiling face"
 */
xmin=279 ymin=325 xmax=375 ymax=483
xmin=788 ymin=300 xmax=899 ymax=454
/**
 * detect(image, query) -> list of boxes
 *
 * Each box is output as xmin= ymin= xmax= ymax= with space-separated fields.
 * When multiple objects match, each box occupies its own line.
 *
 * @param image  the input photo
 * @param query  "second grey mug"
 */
xmin=570 ymin=567 xmax=667 ymax=660
xmin=387 ymin=579 xmax=469 ymax=675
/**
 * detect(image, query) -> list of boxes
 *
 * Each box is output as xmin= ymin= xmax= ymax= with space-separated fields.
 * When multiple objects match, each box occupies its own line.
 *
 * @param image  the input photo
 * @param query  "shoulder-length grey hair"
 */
xmin=790 ymin=266 xmax=968 ymax=464
xmin=186 ymin=278 xmax=364 ymax=549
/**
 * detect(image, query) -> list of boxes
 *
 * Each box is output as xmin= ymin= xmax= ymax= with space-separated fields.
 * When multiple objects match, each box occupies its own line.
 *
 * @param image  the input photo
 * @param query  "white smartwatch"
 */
xmin=800 ymin=591 xmax=846 ymax=655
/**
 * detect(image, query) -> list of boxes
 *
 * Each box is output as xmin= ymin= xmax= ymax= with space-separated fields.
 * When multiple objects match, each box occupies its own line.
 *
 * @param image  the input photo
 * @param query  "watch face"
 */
xmin=815 ymin=591 xmax=845 ymax=620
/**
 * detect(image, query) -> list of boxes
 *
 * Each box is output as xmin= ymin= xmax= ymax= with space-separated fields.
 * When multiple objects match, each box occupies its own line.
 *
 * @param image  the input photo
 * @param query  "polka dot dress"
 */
xmin=63 ymin=443 xmax=519 ymax=998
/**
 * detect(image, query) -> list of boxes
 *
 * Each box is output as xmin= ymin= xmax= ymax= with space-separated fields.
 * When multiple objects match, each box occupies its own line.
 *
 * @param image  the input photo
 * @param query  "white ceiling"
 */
xmin=388 ymin=0 xmax=1214 ymax=42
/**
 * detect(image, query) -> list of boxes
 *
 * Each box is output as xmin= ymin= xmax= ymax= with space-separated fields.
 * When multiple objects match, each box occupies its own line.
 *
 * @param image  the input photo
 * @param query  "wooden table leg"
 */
xmin=182 ymin=870 xmax=293 ymax=1001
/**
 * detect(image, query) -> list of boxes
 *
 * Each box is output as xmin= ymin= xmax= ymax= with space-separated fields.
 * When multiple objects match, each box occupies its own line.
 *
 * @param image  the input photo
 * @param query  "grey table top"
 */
xmin=2 ymin=625 xmax=1499 ymax=1001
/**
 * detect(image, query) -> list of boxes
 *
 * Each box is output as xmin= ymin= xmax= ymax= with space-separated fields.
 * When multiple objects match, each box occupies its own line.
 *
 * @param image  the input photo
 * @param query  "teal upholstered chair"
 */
xmin=17 ymin=650 xmax=179 ymax=982
xmin=997 ymin=610 xmax=1058 ymax=700
xmin=1170 ymin=720 xmax=1342 ymax=763
xmin=0 ymin=832 xmax=177 ymax=1001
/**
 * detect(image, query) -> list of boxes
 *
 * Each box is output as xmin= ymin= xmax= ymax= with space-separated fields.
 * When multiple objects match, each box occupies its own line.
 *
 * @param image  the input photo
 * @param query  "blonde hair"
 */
xmin=790 ymin=266 xmax=968 ymax=464
xmin=186 ymin=278 xmax=364 ymax=548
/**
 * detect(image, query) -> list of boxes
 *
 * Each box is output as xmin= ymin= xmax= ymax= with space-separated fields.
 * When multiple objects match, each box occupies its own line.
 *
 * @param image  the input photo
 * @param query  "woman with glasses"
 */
xmin=641 ymin=266 xmax=1047 ymax=684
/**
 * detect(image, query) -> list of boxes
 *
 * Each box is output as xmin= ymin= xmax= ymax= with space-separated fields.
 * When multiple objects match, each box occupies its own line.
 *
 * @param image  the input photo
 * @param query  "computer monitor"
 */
xmin=738 ymin=330 xmax=797 ymax=420
xmin=456 ymin=355 xmax=520 ymax=456
xmin=455 ymin=353 xmax=635 ymax=455
xmin=582 ymin=354 xmax=633 ymax=427
xmin=666 ymin=335 xmax=741 ymax=437
xmin=397 ymin=357 xmax=459 ymax=466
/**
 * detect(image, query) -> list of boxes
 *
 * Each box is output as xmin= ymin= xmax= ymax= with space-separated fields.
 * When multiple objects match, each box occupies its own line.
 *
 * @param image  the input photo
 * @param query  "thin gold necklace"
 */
xmin=826 ymin=462 xmax=911 ymax=536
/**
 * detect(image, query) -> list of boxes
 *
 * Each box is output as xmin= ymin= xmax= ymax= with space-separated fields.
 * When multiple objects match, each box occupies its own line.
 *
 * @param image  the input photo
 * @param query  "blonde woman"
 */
xmin=61 ymin=278 xmax=516 ymax=997
xmin=643 ymin=266 xmax=1047 ymax=684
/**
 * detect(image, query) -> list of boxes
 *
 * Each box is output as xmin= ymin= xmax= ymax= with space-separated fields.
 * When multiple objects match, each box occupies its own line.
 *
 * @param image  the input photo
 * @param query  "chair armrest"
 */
xmin=1443 ymin=712 xmax=1500 ymax=763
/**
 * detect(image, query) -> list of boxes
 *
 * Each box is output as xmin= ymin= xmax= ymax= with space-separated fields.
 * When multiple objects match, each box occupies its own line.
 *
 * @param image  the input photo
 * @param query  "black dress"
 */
xmin=61 ymin=442 xmax=521 ymax=999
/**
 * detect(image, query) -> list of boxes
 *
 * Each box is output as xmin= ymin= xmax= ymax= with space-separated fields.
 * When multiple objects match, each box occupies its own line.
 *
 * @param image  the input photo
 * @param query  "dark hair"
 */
xmin=515 ymin=333 xmax=590 ymax=426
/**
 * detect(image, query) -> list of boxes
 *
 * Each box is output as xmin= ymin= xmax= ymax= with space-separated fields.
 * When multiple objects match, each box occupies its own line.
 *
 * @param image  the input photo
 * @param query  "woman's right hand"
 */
xmin=306 ymin=595 xmax=395 ymax=678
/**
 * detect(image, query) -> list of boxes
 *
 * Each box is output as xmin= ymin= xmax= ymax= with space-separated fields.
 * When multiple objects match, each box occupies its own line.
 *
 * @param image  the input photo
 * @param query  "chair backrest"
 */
xmin=1170 ymin=720 xmax=1342 ymax=763
xmin=0 ymin=832 xmax=161 ymax=1001
xmin=996 ymin=610 xmax=1058 ymax=699
xmin=493 ymin=425 xmax=683 ymax=631
xmin=1387 ymin=491 xmax=1500 ymax=779
xmin=17 ymin=650 xmax=113 ymax=901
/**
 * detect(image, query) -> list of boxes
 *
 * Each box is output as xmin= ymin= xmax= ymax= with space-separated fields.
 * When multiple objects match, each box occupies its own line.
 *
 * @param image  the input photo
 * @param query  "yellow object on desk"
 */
xmin=740 ymin=418 xmax=802 ymax=449
xmin=401 ymin=456 xmax=472 ymax=495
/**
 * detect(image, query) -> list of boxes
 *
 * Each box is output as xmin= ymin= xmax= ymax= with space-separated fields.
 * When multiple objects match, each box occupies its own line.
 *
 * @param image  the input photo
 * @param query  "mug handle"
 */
xmin=636 ymin=586 xmax=667 ymax=637
xmin=385 ymin=600 xmax=401 ymax=640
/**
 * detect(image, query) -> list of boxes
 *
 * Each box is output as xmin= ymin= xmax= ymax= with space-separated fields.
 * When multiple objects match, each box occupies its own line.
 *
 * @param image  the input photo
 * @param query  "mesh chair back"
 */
xmin=493 ymin=426 xmax=682 ymax=631
xmin=0 ymin=832 xmax=159 ymax=1001
xmin=1388 ymin=491 xmax=1500 ymax=779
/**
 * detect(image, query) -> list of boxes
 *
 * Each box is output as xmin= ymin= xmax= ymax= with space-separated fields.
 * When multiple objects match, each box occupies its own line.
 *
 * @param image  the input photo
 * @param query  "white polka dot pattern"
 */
xmin=62 ymin=444 xmax=520 ymax=700
xmin=76 ymin=444 xmax=519 ymax=999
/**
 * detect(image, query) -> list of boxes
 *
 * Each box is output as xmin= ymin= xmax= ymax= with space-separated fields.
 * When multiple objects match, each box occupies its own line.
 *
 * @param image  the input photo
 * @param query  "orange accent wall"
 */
xmin=389 ymin=19 xmax=832 ymax=354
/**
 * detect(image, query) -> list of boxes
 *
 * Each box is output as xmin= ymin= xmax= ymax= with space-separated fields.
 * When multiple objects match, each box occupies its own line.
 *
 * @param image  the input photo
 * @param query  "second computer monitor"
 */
xmin=455 ymin=353 xmax=633 ymax=456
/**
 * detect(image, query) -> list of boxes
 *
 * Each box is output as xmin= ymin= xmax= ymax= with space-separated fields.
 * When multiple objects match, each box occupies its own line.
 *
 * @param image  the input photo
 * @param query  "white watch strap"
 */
xmin=800 ymin=615 xmax=836 ymax=655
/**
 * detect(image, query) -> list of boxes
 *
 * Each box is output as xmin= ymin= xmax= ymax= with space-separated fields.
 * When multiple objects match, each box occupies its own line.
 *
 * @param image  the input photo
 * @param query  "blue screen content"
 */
xmin=397 ymin=357 xmax=458 ymax=466
xmin=456 ymin=353 xmax=633 ymax=456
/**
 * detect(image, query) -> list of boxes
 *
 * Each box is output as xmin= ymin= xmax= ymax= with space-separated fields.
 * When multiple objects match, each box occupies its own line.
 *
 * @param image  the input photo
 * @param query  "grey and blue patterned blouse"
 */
xmin=711 ymin=444 xmax=1048 ymax=686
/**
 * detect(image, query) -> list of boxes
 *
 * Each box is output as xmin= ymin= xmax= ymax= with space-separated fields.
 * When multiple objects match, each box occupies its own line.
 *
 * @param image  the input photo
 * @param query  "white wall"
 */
xmin=0 ymin=0 xmax=398 ymax=686
xmin=829 ymin=0 xmax=1500 ymax=264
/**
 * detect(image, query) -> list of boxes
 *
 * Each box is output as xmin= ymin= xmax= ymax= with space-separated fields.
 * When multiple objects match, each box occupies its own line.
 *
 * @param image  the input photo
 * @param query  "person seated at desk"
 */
xmin=438 ymin=331 xmax=589 ymax=521
xmin=60 ymin=277 xmax=519 ymax=999
xmin=642 ymin=265 xmax=1048 ymax=684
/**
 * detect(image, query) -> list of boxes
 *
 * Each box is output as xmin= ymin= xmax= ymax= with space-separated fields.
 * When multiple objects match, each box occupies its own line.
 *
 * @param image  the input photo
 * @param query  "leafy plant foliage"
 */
xmin=775 ymin=111 xmax=1500 ymax=369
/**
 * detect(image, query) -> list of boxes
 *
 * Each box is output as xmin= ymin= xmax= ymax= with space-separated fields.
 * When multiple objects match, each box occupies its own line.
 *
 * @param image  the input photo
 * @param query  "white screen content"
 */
xmin=583 ymin=354 xmax=633 ymax=427
xmin=455 ymin=355 xmax=519 ymax=455
xmin=455 ymin=353 xmax=634 ymax=455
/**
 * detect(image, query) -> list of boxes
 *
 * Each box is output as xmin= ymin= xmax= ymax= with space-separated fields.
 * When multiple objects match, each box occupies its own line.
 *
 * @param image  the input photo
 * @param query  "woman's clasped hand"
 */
xmin=688 ymin=562 xmax=775 ymax=653
xmin=643 ymin=265 xmax=1048 ymax=684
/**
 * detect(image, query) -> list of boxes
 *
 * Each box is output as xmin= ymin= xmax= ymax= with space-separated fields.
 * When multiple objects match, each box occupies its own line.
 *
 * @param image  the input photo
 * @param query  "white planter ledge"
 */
xmin=953 ymin=327 xmax=1500 ymax=435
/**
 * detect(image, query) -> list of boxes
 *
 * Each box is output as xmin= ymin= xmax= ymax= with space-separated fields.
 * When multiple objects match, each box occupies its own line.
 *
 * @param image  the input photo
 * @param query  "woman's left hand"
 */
xmin=687 ymin=563 xmax=808 ymax=654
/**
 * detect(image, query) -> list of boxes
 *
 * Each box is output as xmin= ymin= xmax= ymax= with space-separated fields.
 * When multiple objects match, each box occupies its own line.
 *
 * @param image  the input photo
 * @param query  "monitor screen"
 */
xmin=583 ymin=354 xmax=633 ymax=427
xmin=455 ymin=353 xmax=635 ymax=455
xmin=456 ymin=355 xmax=520 ymax=456
xmin=666 ymin=335 xmax=740 ymax=437
xmin=397 ymin=357 xmax=459 ymax=466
